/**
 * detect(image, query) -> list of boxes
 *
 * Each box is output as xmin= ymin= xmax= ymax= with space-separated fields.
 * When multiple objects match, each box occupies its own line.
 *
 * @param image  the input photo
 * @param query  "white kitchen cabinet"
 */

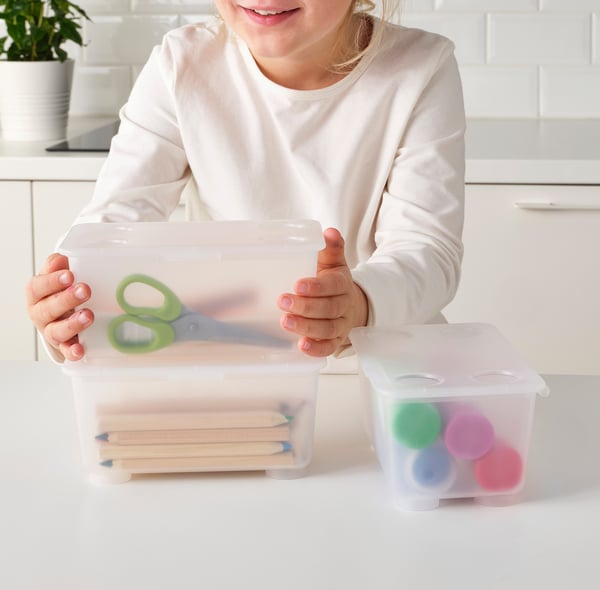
xmin=1 ymin=181 xmax=35 ymax=360
xmin=32 ymin=181 xmax=96 ymax=272
xmin=443 ymin=184 xmax=600 ymax=375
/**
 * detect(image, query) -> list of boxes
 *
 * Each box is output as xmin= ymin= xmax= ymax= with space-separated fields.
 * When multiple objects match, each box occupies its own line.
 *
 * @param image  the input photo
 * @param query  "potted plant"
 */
xmin=0 ymin=0 xmax=91 ymax=141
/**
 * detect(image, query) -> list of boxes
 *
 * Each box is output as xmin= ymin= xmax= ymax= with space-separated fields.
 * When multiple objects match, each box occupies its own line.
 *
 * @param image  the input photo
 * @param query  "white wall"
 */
xmin=400 ymin=0 xmax=600 ymax=118
xmin=57 ymin=1 xmax=600 ymax=118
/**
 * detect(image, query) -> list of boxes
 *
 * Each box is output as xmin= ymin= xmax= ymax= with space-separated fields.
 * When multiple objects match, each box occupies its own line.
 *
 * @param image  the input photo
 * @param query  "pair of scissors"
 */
xmin=107 ymin=274 xmax=289 ymax=354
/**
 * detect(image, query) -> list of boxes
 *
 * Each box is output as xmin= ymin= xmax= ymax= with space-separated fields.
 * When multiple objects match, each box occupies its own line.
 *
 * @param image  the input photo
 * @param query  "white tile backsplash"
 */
xmin=460 ymin=66 xmax=539 ymax=118
xmin=403 ymin=0 xmax=436 ymax=11
xmin=488 ymin=14 xmax=591 ymax=65
xmin=541 ymin=66 xmax=600 ymax=117
xmin=436 ymin=0 xmax=538 ymax=11
xmin=70 ymin=67 xmax=132 ymax=116
xmin=180 ymin=14 xmax=219 ymax=26
xmin=63 ymin=1 xmax=600 ymax=119
xmin=400 ymin=13 xmax=486 ymax=64
xmin=83 ymin=16 xmax=178 ymax=65
xmin=131 ymin=1 xmax=216 ymax=13
xmin=78 ymin=1 xmax=130 ymax=13
xmin=541 ymin=0 xmax=600 ymax=10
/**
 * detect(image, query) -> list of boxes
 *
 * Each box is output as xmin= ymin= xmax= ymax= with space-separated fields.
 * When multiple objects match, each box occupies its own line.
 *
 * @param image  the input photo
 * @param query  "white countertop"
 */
xmin=465 ymin=118 xmax=600 ymax=185
xmin=1 ymin=361 xmax=599 ymax=590
xmin=0 ymin=116 xmax=113 ymax=181
xmin=1 ymin=117 xmax=599 ymax=184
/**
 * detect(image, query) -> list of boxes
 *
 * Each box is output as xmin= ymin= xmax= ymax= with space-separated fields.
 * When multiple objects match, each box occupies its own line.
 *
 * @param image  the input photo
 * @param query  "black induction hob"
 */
xmin=46 ymin=120 xmax=120 ymax=152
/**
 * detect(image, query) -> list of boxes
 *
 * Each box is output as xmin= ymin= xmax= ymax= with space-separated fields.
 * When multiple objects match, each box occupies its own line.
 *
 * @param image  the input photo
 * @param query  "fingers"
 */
xmin=278 ymin=230 xmax=354 ymax=356
xmin=37 ymin=285 xmax=93 ymax=361
xmin=297 ymin=336 xmax=343 ymax=358
xmin=26 ymin=254 xmax=72 ymax=305
xmin=42 ymin=252 xmax=70 ymax=274
xmin=44 ymin=310 xmax=94 ymax=361
xmin=279 ymin=312 xmax=346 ymax=357
xmin=279 ymin=280 xmax=349 ymax=319
xmin=278 ymin=227 xmax=368 ymax=358
xmin=58 ymin=340 xmax=86 ymax=362
xmin=279 ymin=282 xmax=351 ymax=356
xmin=26 ymin=267 xmax=72 ymax=308
xmin=26 ymin=253 xmax=94 ymax=362
xmin=29 ymin=278 xmax=91 ymax=327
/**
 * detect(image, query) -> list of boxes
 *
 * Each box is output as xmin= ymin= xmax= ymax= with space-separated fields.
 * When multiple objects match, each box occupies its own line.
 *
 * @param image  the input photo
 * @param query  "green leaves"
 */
xmin=0 ymin=0 xmax=91 ymax=61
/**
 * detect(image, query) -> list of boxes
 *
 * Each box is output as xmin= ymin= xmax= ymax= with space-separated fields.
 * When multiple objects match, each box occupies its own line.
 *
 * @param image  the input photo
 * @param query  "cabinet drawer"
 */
xmin=444 ymin=185 xmax=600 ymax=375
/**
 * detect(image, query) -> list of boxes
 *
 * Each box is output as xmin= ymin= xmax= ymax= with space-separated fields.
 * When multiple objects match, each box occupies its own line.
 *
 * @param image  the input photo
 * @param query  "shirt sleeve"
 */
xmin=351 ymin=46 xmax=466 ymax=329
xmin=75 ymin=40 xmax=191 ymax=224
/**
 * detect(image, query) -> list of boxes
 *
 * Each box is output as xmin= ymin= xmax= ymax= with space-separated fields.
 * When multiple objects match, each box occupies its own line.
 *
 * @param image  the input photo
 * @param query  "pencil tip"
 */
xmin=282 ymin=441 xmax=292 ymax=452
xmin=284 ymin=414 xmax=293 ymax=422
xmin=95 ymin=432 xmax=109 ymax=441
xmin=100 ymin=460 xmax=113 ymax=468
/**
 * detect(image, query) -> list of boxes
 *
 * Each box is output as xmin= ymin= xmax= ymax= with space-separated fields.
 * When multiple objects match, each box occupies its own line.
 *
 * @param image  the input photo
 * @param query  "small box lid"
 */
xmin=57 ymin=219 xmax=324 ymax=260
xmin=350 ymin=323 xmax=549 ymax=399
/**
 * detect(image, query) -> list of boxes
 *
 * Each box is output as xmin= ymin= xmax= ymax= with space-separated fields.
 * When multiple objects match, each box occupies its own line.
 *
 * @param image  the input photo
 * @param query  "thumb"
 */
xmin=317 ymin=227 xmax=348 ymax=273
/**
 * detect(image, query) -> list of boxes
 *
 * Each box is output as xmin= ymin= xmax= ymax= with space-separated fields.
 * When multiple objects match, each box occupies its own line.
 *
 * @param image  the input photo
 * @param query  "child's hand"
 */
xmin=26 ymin=253 xmax=94 ymax=362
xmin=278 ymin=227 xmax=368 ymax=357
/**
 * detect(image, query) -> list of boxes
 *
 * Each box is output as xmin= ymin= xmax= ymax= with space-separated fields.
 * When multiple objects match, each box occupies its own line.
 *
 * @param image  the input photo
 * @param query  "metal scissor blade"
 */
xmin=171 ymin=311 xmax=290 ymax=348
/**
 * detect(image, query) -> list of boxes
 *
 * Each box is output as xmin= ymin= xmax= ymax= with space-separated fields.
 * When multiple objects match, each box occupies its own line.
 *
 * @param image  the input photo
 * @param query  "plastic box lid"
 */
xmin=350 ymin=323 xmax=549 ymax=399
xmin=62 ymin=352 xmax=326 ymax=379
xmin=57 ymin=219 xmax=324 ymax=260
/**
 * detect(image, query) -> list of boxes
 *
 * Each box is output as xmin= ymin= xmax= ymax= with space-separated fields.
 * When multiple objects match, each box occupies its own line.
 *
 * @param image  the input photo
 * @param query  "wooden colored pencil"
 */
xmin=101 ymin=452 xmax=295 ymax=471
xmin=98 ymin=441 xmax=291 ymax=461
xmin=96 ymin=424 xmax=290 ymax=445
xmin=97 ymin=410 xmax=290 ymax=433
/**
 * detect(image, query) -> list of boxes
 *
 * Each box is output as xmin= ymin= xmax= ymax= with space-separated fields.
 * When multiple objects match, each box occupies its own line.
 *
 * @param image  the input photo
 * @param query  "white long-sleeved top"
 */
xmin=76 ymin=17 xmax=466 ymax=330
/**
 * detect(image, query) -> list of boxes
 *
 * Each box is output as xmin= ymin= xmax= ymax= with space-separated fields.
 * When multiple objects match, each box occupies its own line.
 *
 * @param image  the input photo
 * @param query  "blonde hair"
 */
xmin=333 ymin=0 xmax=401 ymax=72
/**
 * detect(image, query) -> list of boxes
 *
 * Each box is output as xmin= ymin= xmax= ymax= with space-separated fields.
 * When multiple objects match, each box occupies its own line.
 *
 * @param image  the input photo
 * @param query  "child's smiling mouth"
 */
xmin=252 ymin=9 xmax=288 ymax=15
xmin=242 ymin=6 xmax=301 ymax=23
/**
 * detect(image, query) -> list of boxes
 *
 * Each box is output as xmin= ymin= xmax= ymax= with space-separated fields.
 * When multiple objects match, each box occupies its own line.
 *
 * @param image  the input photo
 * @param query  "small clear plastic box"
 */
xmin=350 ymin=323 xmax=549 ymax=511
xmin=57 ymin=220 xmax=324 ymax=363
xmin=63 ymin=355 xmax=324 ymax=483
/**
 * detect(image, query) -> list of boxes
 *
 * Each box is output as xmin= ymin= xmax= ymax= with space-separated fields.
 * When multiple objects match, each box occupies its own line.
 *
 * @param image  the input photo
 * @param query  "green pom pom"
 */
xmin=390 ymin=402 xmax=441 ymax=449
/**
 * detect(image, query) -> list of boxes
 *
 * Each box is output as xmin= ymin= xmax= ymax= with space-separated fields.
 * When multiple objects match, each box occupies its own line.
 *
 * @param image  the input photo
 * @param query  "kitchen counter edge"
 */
xmin=1 ymin=117 xmax=599 ymax=185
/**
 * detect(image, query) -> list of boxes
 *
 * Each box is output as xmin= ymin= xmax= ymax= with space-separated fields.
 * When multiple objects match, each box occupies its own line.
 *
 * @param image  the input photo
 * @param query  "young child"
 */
xmin=26 ymin=0 xmax=465 ymax=362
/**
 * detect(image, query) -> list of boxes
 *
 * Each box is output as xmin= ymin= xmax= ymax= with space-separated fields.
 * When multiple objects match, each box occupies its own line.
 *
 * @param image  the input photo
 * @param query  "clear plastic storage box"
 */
xmin=63 ymin=355 xmax=324 ymax=483
xmin=350 ymin=323 xmax=549 ymax=511
xmin=57 ymin=220 xmax=324 ymax=363
xmin=58 ymin=219 xmax=325 ymax=482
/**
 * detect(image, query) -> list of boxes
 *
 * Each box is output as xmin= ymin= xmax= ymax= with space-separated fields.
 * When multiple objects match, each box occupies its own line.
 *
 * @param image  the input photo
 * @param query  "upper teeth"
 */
xmin=253 ymin=9 xmax=284 ymax=15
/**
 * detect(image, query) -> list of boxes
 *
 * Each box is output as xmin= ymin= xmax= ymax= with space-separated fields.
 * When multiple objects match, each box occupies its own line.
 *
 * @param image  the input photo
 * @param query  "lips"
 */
xmin=242 ymin=6 xmax=300 ymax=25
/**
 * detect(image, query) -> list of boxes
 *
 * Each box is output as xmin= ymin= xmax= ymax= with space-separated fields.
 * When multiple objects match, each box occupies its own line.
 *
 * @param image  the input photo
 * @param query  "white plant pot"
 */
xmin=0 ymin=59 xmax=74 ymax=142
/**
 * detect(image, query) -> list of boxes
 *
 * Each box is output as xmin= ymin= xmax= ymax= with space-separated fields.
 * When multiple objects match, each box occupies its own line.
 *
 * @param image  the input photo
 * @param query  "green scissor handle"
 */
xmin=107 ymin=274 xmax=183 ymax=354
xmin=108 ymin=314 xmax=176 ymax=353
xmin=115 ymin=274 xmax=182 ymax=321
